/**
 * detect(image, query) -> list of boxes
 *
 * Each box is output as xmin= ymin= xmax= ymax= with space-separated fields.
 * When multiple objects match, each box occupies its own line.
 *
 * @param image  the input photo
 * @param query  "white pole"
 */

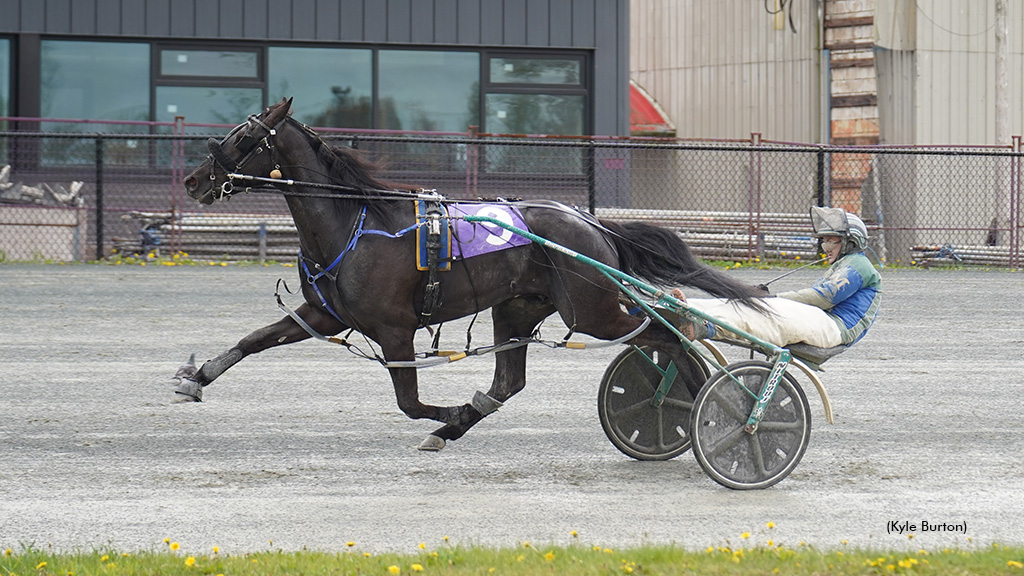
xmin=993 ymin=0 xmax=1009 ymax=244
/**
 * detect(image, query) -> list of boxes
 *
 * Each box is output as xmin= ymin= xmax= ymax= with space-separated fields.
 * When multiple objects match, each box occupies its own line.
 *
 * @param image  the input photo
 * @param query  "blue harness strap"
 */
xmin=300 ymin=205 xmax=421 ymax=324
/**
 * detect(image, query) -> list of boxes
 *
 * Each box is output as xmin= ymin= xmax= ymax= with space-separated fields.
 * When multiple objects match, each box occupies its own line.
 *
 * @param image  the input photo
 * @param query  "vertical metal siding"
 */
xmin=631 ymin=0 xmax=821 ymax=141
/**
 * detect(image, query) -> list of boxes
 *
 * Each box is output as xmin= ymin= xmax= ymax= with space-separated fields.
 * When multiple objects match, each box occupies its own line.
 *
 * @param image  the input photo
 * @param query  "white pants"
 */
xmin=686 ymin=297 xmax=843 ymax=348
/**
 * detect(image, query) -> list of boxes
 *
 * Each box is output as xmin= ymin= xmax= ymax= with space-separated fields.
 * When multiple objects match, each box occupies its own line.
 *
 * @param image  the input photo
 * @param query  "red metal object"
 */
xmin=629 ymin=80 xmax=675 ymax=136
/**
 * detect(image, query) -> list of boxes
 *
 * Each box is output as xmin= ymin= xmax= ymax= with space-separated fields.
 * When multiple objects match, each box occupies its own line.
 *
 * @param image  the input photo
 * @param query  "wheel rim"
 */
xmin=598 ymin=346 xmax=707 ymax=461
xmin=691 ymin=361 xmax=811 ymax=489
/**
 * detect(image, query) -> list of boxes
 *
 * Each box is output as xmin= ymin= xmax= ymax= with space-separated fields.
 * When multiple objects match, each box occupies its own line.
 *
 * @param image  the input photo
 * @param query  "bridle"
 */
xmin=205 ymin=113 xmax=285 ymax=200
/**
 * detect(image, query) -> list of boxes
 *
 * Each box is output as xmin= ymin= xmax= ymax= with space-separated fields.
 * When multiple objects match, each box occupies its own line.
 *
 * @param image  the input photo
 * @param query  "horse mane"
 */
xmin=307 ymin=133 xmax=417 ymax=223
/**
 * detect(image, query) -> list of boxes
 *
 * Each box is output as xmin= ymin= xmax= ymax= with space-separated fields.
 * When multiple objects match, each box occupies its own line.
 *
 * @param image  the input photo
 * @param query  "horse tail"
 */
xmin=600 ymin=219 xmax=766 ymax=310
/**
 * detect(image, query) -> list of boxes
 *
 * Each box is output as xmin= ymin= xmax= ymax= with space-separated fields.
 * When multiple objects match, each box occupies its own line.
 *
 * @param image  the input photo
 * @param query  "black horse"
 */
xmin=178 ymin=98 xmax=763 ymax=450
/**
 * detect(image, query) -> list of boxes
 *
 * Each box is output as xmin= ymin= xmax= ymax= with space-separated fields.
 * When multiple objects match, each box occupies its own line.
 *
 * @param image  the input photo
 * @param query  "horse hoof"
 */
xmin=418 ymin=434 xmax=446 ymax=451
xmin=173 ymin=378 xmax=203 ymax=403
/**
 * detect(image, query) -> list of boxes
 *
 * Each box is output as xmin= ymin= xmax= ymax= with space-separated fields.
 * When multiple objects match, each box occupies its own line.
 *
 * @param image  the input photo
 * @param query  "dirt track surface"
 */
xmin=2 ymin=264 xmax=1023 ymax=554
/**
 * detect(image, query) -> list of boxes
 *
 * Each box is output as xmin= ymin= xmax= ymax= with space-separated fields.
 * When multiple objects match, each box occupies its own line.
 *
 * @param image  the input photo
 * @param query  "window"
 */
xmin=160 ymin=49 xmax=258 ymax=78
xmin=378 ymin=50 xmax=479 ymax=132
xmin=268 ymin=47 xmax=372 ymax=129
xmin=155 ymin=86 xmax=262 ymax=127
xmin=484 ymin=55 xmax=587 ymax=136
xmin=40 ymin=40 xmax=150 ymax=129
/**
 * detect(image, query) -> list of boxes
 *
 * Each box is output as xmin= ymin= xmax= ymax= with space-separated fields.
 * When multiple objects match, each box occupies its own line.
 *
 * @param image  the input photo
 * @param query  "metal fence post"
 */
xmin=586 ymin=140 xmax=597 ymax=214
xmin=1012 ymin=135 xmax=1022 ymax=268
xmin=95 ymin=135 xmax=104 ymax=260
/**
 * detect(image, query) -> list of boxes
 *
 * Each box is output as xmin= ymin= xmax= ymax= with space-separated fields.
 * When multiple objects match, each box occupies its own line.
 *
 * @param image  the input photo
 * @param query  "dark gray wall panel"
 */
xmin=387 ymin=0 xmax=411 ymax=43
xmin=339 ymin=0 xmax=363 ymax=41
xmin=526 ymin=0 xmax=549 ymax=46
xmin=0 ymin=0 xmax=20 ymax=33
xmin=45 ymin=0 xmax=71 ymax=34
xmin=121 ymin=1 xmax=145 ymax=36
xmin=70 ymin=0 xmax=97 ymax=35
xmin=146 ymin=0 xmax=171 ymax=37
xmin=219 ymin=0 xmax=245 ymax=38
xmin=433 ymin=0 xmax=457 ymax=44
xmin=169 ymin=0 xmax=196 ymax=37
xmin=548 ymin=0 xmax=572 ymax=46
xmin=19 ymin=0 xmax=44 ymax=32
xmin=411 ymin=0 xmax=435 ymax=44
xmin=572 ymin=0 xmax=594 ymax=47
xmin=195 ymin=0 xmax=219 ymax=37
xmin=316 ymin=0 xmax=341 ymax=40
xmin=479 ymin=0 xmax=502 ymax=44
xmin=95 ymin=0 xmax=120 ymax=35
xmin=363 ymin=0 xmax=386 ymax=42
xmin=503 ymin=0 xmax=527 ymax=46
xmin=456 ymin=0 xmax=480 ymax=44
xmin=291 ymin=0 xmax=316 ymax=39
xmin=243 ymin=0 xmax=269 ymax=39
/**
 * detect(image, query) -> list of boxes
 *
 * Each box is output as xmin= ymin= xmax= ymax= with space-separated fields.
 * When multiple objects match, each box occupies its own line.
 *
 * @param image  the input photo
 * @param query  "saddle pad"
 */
xmin=447 ymin=203 xmax=532 ymax=259
xmin=415 ymin=202 xmax=532 ymax=270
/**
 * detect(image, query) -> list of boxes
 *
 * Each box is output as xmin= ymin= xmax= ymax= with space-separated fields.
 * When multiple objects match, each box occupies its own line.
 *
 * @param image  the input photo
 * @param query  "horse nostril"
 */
xmin=184 ymin=176 xmax=198 ymax=190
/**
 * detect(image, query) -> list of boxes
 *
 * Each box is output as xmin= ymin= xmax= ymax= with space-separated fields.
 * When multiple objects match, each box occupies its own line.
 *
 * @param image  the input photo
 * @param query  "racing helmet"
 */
xmin=810 ymin=206 xmax=868 ymax=253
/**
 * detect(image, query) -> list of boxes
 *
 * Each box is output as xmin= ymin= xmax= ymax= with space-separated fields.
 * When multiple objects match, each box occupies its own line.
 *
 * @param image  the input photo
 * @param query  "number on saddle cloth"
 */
xmin=414 ymin=201 xmax=533 ymax=270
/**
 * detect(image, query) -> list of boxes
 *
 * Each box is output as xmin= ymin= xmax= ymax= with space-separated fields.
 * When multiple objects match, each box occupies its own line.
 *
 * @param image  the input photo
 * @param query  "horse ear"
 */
xmin=283 ymin=97 xmax=293 ymax=114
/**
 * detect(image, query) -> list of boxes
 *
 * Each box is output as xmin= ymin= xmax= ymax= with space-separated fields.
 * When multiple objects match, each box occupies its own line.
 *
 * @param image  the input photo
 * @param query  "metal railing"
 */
xmin=2 ymin=118 xmax=1022 ymax=268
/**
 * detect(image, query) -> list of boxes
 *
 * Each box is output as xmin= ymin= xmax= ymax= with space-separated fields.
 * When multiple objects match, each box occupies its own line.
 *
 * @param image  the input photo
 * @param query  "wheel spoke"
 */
xmin=608 ymin=398 xmax=653 ymax=420
xmin=706 ymin=386 xmax=750 ymax=423
xmin=661 ymin=397 xmax=694 ymax=412
xmin=747 ymin=433 xmax=768 ymax=477
xmin=703 ymin=424 xmax=746 ymax=459
xmin=756 ymin=420 xmax=803 ymax=433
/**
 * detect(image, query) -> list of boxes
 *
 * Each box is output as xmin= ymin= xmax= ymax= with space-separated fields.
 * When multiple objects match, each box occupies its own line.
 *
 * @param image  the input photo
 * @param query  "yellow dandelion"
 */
xmin=185 ymin=556 xmax=196 ymax=567
xmin=164 ymin=538 xmax=171 ymax=544
xmin=622 ymin=565 xmax=634 ymax=574
xmin=766 ymin=522 xmax=775 ymax=529
xmin=388 ymin=565 xmax=401 ymax=575
xmin=604 ymin=548 xmax=614 ymax=554
xmin=37 ymin=562 xmax=47 ymax=569
xmin=4 ymin=548 xmax=11 ymax=557
xmin=523 ymin=541 xmax=531 ymax=549
xmin=907 ymin=534 xmax=915 ymax=540
xmin=347 ymin=541 xmax=355 ymax=547
xmin=443 ymin=536 xmax=449 ymax=542
xmin=364 ymin=553 xmax=372 ymax=558
xmin=767 ymin=539 xmax=774 ymax=547
xmin=100 ymin=555 xmax=109 ymax=562
xmin=212 ymin=546 xmax=220 ymax=554
xmin=418 ymin=542 xmax=426 ymax=550
xmin=570 ymin=531 xmax=578 ymax=538
xmin=741 ymin=532 xmax=751 ymax=539
xmin=544 ymin=551 xmax=555 ymax=562
xmin=170 ymin=542 xmax=180 ymax=551
xmin=1007 ymin=560 xmax=1023 ymax=568
xmin=411 ymin=564 xmax=423 ymax=572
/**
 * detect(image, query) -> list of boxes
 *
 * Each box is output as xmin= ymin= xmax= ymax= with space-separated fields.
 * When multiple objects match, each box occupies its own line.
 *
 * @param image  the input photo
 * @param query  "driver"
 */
xmin=672 ymin=207 xmax=882 ymax=349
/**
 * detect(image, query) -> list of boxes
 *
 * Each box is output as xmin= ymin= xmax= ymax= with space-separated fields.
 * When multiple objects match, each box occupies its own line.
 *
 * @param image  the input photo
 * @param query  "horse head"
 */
xmin=183 ymin=97 xmax=294 ymax=205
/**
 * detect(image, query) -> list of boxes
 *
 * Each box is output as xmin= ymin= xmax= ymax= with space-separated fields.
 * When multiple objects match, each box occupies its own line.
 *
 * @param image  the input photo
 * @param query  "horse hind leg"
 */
xmin=420 ymin=296 xmax=555 ymax=451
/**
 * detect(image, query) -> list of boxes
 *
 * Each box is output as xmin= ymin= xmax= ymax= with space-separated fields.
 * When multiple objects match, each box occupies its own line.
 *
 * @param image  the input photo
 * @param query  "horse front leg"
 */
xmin=420 ymin=297 xmax=555 ymax=451
xmin=378 ymin=327 xmax=483 ymax=451
xmin=174 ymin=303 xmax=346 ymax=401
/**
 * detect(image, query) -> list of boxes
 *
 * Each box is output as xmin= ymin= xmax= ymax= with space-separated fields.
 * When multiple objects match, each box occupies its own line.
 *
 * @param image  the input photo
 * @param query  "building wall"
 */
xmin=0 ymin=0 xmax=631 ymax=135
xmin=876 ymin=0 xmax=1024 ymax=145
xmin=630 ymin=0 xmax=824 ymax=142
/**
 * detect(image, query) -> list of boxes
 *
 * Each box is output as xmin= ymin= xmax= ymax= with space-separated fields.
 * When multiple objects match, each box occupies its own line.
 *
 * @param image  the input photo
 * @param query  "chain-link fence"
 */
xmin=2 ymin=125 xmax=1022 ymax=267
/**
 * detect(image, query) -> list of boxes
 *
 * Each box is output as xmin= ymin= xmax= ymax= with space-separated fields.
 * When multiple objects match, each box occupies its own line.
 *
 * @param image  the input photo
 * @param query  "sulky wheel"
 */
xmin=690 ymin=360 xmax=811 ymax=490
xmin=598 ymin=345 xmax=709 ymax=461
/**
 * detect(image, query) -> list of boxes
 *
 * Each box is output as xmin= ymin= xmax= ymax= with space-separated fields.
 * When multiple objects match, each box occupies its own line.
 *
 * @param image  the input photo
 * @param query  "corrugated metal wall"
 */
xmin=630 ymin=0 xmax=823 ymax=142
xmin=876 ymin=0 xmax=1024 ymax=145
xmin=0 ymin=0 xmax=631 ymax=135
